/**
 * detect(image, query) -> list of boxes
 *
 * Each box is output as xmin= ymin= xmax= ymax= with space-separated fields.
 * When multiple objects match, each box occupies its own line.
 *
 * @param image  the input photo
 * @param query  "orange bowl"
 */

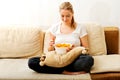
xmin=55 ymin=43 xmax=72 ymax=54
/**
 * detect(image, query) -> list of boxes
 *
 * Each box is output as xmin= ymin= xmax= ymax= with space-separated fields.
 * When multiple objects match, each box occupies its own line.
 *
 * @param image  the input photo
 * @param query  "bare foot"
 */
xmin=62 ymin=70 xmax=86 ymax=75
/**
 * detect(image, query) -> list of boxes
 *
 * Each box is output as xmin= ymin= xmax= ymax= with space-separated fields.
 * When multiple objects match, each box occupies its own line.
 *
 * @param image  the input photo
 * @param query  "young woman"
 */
xmin=28 ymin=2 xmax=94 ymax=75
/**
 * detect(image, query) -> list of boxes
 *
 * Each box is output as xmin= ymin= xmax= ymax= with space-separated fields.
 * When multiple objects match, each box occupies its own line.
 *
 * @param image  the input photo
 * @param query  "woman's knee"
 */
xmin=83 ymin=54 xmax=94 ymax=66
xmin=73 ymin=54 xmax=94 ymax=72
xmin=28 ymin=57 xmax=40 ymax=69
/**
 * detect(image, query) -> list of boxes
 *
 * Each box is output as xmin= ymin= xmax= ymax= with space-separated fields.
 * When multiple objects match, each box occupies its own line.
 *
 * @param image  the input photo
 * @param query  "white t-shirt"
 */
xmin=49 ymin=23 xmax=87 ymax=47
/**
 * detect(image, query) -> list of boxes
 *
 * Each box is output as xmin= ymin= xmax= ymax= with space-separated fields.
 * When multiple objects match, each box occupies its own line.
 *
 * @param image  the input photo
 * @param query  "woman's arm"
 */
xmin=80 ymin=34 xmax=89 ymax=52
xmin=48 ymin=32 xmax=56 ymax=51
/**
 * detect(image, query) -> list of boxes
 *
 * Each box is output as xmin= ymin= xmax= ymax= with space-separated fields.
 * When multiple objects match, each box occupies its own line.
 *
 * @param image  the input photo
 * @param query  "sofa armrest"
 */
xmin=104 ymin=27 xmax=119 ymax=54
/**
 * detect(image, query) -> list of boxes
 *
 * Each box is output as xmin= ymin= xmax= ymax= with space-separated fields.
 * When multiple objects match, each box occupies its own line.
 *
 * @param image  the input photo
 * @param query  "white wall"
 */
xmin=0 ymin=0 xmax=120 ymax=27
xmin=0 ymin=0 xmax=119 ymax=53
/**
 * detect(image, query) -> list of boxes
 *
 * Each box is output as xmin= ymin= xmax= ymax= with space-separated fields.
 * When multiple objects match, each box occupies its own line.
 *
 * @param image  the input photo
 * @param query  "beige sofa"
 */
xmin=0 ymin=24 xmax=119 ymax=80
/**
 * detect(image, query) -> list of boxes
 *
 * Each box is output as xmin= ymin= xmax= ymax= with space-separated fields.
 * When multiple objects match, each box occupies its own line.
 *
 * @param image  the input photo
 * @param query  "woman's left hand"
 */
xmin=66 ymin=44 xmax=74 ymax=52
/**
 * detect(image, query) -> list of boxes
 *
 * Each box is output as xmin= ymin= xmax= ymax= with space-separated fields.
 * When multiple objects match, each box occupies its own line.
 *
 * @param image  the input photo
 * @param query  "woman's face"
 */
xmin=60 ymin=9 xmax=73 ymax=25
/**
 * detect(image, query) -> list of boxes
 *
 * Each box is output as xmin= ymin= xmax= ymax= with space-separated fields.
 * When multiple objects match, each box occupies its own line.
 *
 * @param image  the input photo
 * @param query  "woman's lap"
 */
xmin=28 ymin=54 xmax=94 ymax=73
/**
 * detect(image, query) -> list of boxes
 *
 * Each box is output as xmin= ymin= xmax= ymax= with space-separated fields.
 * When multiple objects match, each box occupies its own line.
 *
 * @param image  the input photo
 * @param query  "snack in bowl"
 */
xmin=55 ymin=43 xmax=72 ymax=54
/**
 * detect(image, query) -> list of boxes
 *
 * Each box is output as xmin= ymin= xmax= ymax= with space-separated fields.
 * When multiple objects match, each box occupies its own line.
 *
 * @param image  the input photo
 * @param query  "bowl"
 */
xmin=55 ymin=43 xmax=72 ymax=54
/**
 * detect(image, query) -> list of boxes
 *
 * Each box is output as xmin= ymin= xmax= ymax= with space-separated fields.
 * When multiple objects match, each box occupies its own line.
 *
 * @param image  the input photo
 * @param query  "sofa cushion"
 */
xmin=85 ymin=24 xmax=107 ymax=55
xmin=91 ymin=55 xmax=120 ymax=73
xmin=44 ymin=24 xmax=107 ymax=56
xmin=0 ymin=59 xmax=91 ymax=80
xmin=0 ymin=27 xmax=44 ymax=58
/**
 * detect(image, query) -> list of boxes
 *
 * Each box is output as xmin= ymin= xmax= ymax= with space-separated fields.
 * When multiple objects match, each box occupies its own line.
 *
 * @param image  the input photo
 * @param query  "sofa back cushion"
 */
xmin=44 ymin=24 xmax=107 ymax=56
xmin=85 ymin=24 xmax=107 ymax=55
xmin=0 ymin=27 xmax=44 ymax=58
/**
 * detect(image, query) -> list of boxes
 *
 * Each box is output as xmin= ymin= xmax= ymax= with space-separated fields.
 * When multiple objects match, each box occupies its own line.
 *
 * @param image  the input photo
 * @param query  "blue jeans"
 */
xmin=28 ymin=54 xmax=94 ymax=74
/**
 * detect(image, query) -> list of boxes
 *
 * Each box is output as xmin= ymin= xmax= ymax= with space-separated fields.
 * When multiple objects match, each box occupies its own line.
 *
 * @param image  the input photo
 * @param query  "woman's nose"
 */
xmin=63 ymin=17 xmax=67 ymax=21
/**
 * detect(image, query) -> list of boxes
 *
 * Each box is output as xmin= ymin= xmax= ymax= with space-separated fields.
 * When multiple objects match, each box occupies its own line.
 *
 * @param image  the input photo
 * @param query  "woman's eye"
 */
xmin=61 ymin=15 xmax=70 ymax=18
xmin=66 ymin=15 xmax=70 ymax=17
xmin=61 ymin=15 xmax=64 ymax=17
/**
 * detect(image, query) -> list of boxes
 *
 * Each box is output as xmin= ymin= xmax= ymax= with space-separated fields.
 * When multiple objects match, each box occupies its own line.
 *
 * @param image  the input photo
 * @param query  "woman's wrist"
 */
xmin=48 ymin=45 xmax=55 ymax=51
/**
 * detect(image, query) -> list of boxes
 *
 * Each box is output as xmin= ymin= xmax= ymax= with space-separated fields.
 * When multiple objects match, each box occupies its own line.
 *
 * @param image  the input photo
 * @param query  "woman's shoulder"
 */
xmin=52 ymin=22 xmax=60 ymax=26
xmin=51 ymin=22 xmax=61 ymax=29
xmin=48 ymin=22 xmax=61 ymax=35
xmin=76 ymin=23 xmax=86 ymax=30
xmin=76 ymin=23 xmax=87 ymax=37
xmin=75 ymin=23 xmax=87 ymax=33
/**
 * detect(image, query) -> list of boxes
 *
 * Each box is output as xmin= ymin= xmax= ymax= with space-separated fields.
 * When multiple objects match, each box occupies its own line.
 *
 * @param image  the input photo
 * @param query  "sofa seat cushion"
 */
xmin=0 ymin=59 xmax=91 ymax=80
xmin=91 ymin=55 xmax=120 ymax=73
xmin=0 ymin=27 xmax=44 ymax=58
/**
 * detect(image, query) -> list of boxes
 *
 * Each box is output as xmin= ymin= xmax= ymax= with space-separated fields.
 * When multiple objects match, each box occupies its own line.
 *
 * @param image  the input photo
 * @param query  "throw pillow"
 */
xmin=40 ymin=47 xmax=87 ymax=67
xmin=85 ymin=24 xmax=107 ymax=55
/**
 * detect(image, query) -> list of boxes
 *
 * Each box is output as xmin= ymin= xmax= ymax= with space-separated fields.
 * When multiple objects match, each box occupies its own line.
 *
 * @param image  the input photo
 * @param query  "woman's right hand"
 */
xmin=49 ymin=40 xmax=54 ymax=46
xmin=48 ymin=40 xmax=55 ymax=51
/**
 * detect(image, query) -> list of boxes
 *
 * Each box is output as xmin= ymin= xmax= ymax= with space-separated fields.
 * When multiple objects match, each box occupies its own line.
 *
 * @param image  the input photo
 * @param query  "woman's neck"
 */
xmin=61 ymin=23 xmax=71 ymax=28
xmin=60 ymin=23 xmax=75 ymax=34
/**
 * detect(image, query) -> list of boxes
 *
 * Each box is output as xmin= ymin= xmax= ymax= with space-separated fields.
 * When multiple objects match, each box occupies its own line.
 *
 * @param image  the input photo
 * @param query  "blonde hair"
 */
xmin=59 ymin=2 xmax=76 ymax=29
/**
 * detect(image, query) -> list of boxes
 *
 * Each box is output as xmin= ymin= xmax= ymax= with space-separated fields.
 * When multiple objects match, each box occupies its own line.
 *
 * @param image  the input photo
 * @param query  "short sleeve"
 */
xmin=48 ymin=24 xmax=58 ymax=36
xmin=79 ymin=25 xmax=87 ymax=38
